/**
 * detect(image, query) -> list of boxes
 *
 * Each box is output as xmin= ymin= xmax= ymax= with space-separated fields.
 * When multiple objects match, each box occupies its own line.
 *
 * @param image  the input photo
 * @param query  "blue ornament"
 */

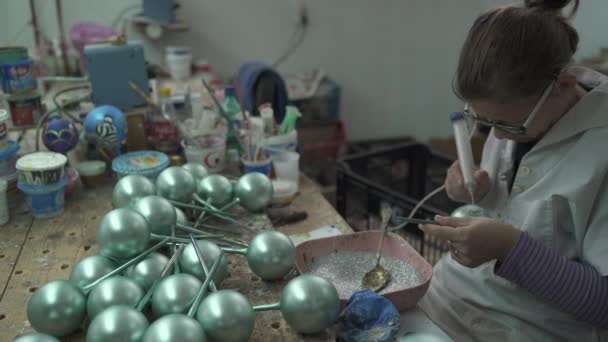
xmin=43 ymin=117 xmax=79 ymax=153
xmin=84 ymin=105 xmax=128 ymax=149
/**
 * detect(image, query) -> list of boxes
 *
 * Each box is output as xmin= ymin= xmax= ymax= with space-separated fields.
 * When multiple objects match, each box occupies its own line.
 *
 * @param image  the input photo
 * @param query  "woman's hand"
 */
xmin=419 ymin=216 xmax=520 ymax=268
xmin=445 ymin=161 xmax=491 ymax=203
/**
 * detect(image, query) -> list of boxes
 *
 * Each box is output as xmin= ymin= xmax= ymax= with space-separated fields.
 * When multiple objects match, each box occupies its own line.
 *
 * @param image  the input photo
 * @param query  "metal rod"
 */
xmin=221 ymin=247 xmax=248 ymax=255
xmin=136 ymin=243 xmax=185 ymax=311
xmin=176 ymin=222 xmax=242 ymax=236
xmin=389 ymin=217 xmax=438 ymax=231
xmin=189 ymin=234 xmax=218 ymax=293
xmin=187 ymin=241 xmax=226 ymax=317
xmin=83 ymin=237 xmax=171 ymax=293
xmin=252 ymin=303 xmax=281 ymax=312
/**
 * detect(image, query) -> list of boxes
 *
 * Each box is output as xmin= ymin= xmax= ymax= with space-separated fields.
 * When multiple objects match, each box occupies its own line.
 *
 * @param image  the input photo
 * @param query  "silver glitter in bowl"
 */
xmin=305 ymin=251 xmax=422 ymax=298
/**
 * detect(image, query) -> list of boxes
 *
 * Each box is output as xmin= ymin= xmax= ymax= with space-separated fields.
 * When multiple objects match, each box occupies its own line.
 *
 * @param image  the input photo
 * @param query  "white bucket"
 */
xmin=166 ymin=47 xmax=192 ymax=81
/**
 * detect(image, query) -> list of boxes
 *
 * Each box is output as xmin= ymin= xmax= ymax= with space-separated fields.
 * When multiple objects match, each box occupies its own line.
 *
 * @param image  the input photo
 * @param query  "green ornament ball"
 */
xmin=175 ymin=207 xmax=188 ymax=225
xmin=132 ymin=195 xmax=177 ymax=236
xmin=97 ymin=208 xmax=151 ymax=260
xmin=247 ymin=231 xmax=295 ymax=281
xmin=235 ymin=173 xmax=274 ymax=212
xmin=26 ymin=280 xmax=86 ymax=337
xmin=124 ymin=252 xmax=171 ymax=291
xmin=450 ymin=204 xmax=488 ymax=218
xmin=86 ymin=276 xmax=144 ymax=318
xmin=196 ymin=290 xmax=255 ymax=342
xmin=182 ymin=163 xmax=208 ymax=183
xmin=13 ymin=333 xmax=60 ymax=342
xmin=69 ymin=255 xmax=117 ymax=289
xmin=143 ymin=314 xmax=207 ymax=342
xmin=196 ymin=175 xmax=234 ymax=207
xmin=152 ymin=273 xmax=203 ymax=317
xmin=280 ymin=274 xmax=340 ymax=334
xmin=179 ymin=240 xmax=228 ymax=284
xmin=156 ymin=166 xmax=196 ymax=202
xmin=112 ymin=175 xmax=156 ymax=208
xmin=86 ymin=305 xmax=149 ymax=342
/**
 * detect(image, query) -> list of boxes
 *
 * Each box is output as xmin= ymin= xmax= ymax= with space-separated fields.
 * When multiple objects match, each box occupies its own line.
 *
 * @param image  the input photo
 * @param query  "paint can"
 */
xmin=8 ymin=92 xmax=43 ymax=127
xmin=112 ymin=150 xmax=169 ymax=180
xmin=18 ymin=176 xmax=67 ymax=219
xmin=0 ymin=58 xmax=36 ymax=95
xmin=16 ymin=152 xmax=67 ymax=185
xmin=0 ymin=47 xmax=28 ymax=64
xmin=0 ymin=140 xmax=20 ymax=177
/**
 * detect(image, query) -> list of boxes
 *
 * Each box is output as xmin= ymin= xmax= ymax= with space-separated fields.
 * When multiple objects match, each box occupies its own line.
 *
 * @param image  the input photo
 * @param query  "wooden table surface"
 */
xmin=0 ymin=175 xmax=353 ymax=341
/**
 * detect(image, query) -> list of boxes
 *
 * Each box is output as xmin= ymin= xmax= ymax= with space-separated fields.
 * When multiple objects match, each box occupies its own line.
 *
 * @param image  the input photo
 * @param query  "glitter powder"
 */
xmin=305 ymin=251 xmax=422 ymax=298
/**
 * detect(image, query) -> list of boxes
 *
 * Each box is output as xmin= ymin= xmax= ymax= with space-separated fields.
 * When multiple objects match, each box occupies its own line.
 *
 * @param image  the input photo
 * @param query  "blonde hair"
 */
xmin=455 ymin=0 xmax=579 ymax=102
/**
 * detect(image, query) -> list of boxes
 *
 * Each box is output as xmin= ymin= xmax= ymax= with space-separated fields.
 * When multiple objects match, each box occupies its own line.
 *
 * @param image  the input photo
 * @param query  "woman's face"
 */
xmin=469 ymin=73 xmax=580 ymax=142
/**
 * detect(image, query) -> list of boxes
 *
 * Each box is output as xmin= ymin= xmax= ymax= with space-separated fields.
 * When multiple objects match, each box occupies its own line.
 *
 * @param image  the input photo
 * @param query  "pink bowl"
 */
xmin=295 ymin=231 xmax=433 ymax=311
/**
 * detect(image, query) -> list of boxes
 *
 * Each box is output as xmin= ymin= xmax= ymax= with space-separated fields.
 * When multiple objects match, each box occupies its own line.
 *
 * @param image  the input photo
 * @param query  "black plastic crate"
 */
xmin=336 ymin=142 xmax=460 ymax=264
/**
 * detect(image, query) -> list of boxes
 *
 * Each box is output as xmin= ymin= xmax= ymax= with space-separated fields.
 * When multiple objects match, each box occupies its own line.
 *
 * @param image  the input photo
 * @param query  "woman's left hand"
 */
xmin=419 ymin=216 xmax=521 ymax=268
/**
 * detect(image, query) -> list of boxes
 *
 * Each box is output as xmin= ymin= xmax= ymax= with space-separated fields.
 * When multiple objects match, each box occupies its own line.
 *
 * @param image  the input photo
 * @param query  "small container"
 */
xmin=0 ymin=58 xmax=36 ymax=94
xmin=0 ymin=178 xmax=9 ymax=225
xmin=75 ymin=160 xmax=107 ymax=188
xmin=2 ymin=172 xmax=21 ymax=209
xmin=16 ymin=152 xmax=67 ymax=185
xmin=272 ymin=151 xmax=300 ymax=188
xmin=166 ymin=46 xmax=192 ymax=81
xmin=8 ymin=92 xmax=43 ymax=127
xmin=18 ymin=176 xmax=67 ymax=219
xmin=0 ymin=140 xmax=20 ymax=177
xmin=0 ymin=109 xmax=10 ymax=147
xmin=271 ymin=179 xmax=298 ymax=207
xmin=112 ymin=150 xmax=169 ymax=180
xmin=241 ymin=157 xmax=272 ymax=176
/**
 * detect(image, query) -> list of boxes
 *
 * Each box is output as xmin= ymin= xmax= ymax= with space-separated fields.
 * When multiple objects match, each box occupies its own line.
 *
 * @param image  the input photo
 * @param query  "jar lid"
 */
xmin=0 ymin=140 xmax=20 ymax=161
xmin=75 ymin=160 xmax=106 ymax=176
xmin=16 ymin=151 xmax=67 ymax=172
xmin=112 ymin=150 xmax=169 ymax=176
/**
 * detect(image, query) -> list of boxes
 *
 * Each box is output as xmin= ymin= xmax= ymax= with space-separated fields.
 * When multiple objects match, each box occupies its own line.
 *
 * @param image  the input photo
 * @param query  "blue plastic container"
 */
xmin=241 ymin=157 xmax=272 ymax=176
xmin=112 ymin=150 xmax=169 ymax=180
xmin=0 ymin=58 xmax=36 ymax=95
xmin=18 ymin=176 xmax=67 ymax=219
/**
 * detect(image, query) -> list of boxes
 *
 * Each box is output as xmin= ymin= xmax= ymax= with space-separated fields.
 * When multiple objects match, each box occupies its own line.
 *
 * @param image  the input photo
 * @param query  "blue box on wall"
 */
xmin=85 ymin=41 xmax=149 ymax=109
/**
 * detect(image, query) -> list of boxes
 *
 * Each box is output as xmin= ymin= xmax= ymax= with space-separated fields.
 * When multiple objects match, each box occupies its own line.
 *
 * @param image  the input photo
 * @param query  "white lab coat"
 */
xmin=419 ymin=66 xmax=608 ymax=342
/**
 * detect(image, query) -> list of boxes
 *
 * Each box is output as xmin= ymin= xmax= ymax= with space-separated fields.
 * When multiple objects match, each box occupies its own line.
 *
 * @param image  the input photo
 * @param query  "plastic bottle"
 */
xmin=149 ymin=87 xmax=178 ymax=152
xmin=449 ymin=112 xmax=476 ymax=201
xmin=221 ymin=85 xmax=243 ymax=155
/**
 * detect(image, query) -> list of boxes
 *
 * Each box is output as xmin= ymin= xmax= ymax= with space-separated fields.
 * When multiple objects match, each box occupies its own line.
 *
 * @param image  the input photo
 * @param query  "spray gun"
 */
xmin=449 ymin=112 xmax=476 ymax=203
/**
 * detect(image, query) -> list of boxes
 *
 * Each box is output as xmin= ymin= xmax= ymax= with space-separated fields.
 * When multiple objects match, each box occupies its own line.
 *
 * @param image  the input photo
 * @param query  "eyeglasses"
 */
xmin=462 ymin=83 xmax=554 ymax=135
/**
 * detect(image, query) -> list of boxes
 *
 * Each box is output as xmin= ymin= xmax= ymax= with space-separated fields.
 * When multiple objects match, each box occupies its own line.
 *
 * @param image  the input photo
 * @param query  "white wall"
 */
xmin=2 ymin=0 xmax=607 ymax=142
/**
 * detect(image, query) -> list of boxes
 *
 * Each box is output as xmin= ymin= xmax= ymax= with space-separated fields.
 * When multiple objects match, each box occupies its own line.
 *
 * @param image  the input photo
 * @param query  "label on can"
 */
xmin=150 ymin=119 xmax=176 ymax=140
xmin=0 ymin=59 xmax=36 ymax=95
xmin=8 ymin=95 xmax=42 ymax=127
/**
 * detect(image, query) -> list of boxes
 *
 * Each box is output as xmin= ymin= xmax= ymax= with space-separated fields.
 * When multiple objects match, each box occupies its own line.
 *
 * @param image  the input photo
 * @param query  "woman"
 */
xmin=418 ymin=1 xmax=608 ymax=341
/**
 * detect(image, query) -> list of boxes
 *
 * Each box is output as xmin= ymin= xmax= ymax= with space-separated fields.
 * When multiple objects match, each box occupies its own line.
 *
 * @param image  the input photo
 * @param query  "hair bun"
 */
xmin=524 ymin=0 xmax=579 ymax=14
xmin=524 ymin=0 xmax=579 ymax=17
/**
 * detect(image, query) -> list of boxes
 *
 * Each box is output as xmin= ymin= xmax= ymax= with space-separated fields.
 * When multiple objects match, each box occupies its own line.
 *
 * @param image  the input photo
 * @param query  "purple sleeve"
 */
xmin=495 ymin=232 xmax=608 ymax=327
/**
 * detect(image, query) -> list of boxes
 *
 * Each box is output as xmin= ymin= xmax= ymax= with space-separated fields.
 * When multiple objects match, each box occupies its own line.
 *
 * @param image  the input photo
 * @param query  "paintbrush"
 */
xmin=128 ymin=81 xmax=155 ymax=106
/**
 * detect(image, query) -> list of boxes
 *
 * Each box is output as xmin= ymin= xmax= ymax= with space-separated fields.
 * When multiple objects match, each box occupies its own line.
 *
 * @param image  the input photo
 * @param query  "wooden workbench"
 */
xmin=0 ymin=175 xmax=352 ymax=341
